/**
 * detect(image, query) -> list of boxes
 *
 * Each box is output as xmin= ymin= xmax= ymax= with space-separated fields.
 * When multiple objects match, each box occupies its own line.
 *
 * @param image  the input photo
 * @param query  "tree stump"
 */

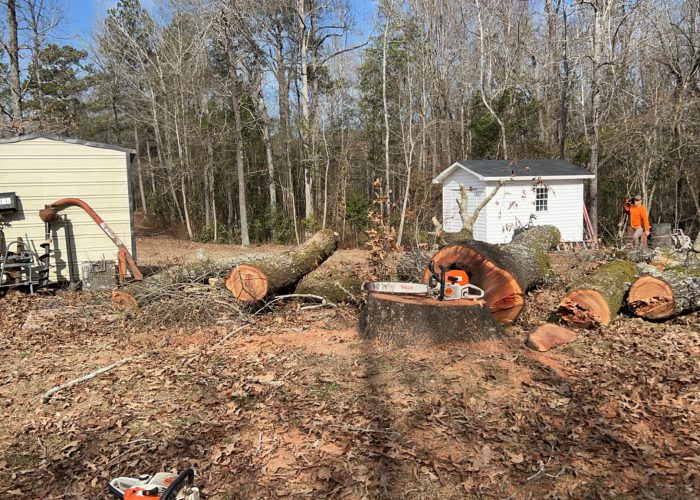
xmin=557 ymin=260 xmax=636 ymax=327
xmin=627 ymin=267 xmax=700 ymax=319
xmin=359 ymin=293 xmax=503 ymax=347
xmin=421 ymin=225 xmax=561 ymax=325
xmin=226 ymin=229 xmax=339 ymax=302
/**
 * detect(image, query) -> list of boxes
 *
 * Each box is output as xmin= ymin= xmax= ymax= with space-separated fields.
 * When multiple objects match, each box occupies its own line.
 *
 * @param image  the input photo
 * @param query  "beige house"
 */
xmin=0 ymin=134 xmax=136 ymax=282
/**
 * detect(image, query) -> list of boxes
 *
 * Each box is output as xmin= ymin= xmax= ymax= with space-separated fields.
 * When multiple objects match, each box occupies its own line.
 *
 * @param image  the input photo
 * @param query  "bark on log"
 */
xmin=396 ymin=248 xmax=433 ymax=282
xmin=627 ymin=267 xmax=700 ymax=319
xmin=294 ymin=250 xmax=365 ymax=303
xmin=359 ymin=292 xmax=503 ymax=346
xmin=421 ymin=225 xmax=561 ymax=325
xmin=227 ymin=229 xmax=339 ymax=302
xmin=113 ymin=253 xmax=271 ymax=310
xmin=527 ymin=324 xmax=578 ymax=352
xmin=557 ymin=260 xmax=636 ymax=327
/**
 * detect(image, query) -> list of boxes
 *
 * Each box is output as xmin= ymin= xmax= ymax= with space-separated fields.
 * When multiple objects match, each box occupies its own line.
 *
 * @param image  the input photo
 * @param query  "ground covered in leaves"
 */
xmin=0 ymin=248 xmax=698 ymax=498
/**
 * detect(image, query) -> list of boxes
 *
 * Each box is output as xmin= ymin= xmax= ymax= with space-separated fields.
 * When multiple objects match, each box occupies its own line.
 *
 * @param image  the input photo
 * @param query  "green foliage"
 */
xmin=345 ymin=192 xmax=370 ymax=231
xmin=301 ymin=215 xmax=320 ymax=233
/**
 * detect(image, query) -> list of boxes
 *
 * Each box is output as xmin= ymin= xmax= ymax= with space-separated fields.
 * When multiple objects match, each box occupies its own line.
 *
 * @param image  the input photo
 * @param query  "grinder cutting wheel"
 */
xmin=363 ymin=261 xmax=485 ymax=301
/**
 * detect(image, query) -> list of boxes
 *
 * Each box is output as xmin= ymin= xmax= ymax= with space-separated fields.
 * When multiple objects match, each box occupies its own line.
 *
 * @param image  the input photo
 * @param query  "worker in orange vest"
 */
xmin=623 ymin=195 xmax=651 ymax=248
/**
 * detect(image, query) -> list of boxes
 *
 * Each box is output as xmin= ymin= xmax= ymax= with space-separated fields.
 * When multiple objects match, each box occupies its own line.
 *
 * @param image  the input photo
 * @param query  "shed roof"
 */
xmin=432 ymin=159 xmax=595 ymax=183
xmin=0 ymin=133 xmax=136 ymax=155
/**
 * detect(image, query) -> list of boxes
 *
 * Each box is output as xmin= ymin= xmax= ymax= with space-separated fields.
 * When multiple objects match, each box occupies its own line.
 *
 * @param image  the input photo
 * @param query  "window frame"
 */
xmin=535 ymin=185 xmax=548 ymax=212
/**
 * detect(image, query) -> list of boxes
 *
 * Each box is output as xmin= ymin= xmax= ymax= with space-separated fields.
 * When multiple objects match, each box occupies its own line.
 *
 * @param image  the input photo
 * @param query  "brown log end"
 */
xmin=226 ymin=264 xmax=269 ymax=302
xmin=112 ymin=290 xmax=138 ymax=311
xmin=421 ymin=245 xmax=524 ymax=325
xmin=359 ymin=292 xmax=503 ymax=347
xmin=527 ymin=324 xmax=578 ymax=352
xmin=557 ymin=289 xmax=610 ymax=327
xmin=627 ymin=275 xmax=675 ymax=319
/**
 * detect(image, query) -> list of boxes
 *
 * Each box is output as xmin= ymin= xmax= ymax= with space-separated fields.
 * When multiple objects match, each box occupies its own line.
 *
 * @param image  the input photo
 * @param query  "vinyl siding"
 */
xmin=441 ymin=168 xmax=487 ymax=241
xmin=0 ymin=137 xmax=134 ymax=282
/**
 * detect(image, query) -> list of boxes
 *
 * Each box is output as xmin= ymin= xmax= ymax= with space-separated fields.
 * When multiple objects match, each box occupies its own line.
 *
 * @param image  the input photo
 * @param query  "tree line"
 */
xmin=1 ymin=0 xmax=699 ymax=246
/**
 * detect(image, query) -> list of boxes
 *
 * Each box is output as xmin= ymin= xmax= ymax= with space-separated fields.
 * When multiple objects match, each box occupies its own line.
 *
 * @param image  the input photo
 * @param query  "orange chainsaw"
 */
xmin=362 ymin=261 xmax=485 ymax=300
xmin=109 ymin=468 xmax=199 ymax=499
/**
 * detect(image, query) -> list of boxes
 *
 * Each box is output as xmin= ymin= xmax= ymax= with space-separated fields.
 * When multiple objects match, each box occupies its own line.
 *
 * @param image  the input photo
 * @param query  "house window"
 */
xmin=535 ymin=186 xmax=548 ymax=212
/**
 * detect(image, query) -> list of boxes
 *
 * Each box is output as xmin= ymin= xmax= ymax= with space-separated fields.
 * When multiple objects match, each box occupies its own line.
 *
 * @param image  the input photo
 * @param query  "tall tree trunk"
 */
xmin=558 ymin=4 xmax=570 ymax=159
xmin=134 ymin=126 xmax=148 ymax=216
xmin=7 ymin=0 xmax=23 ymax=133
xmin=382 ymin=12 xmax=392 ymax=217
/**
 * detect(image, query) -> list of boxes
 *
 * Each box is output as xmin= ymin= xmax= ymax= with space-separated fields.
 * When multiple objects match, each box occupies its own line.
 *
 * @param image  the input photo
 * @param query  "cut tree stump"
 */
xmin=557 ymin=260 xmax=636 ymax=327
xmin=627 ymin=267 xmax=700 ymax=319
xmin=421 ymin=225 xmax=561 ymax=325
xmin=227 ymin=229 xmax=339 ymax=302
xmin=294 ymin=250 xmax=365 ymax=303
xmin=359 ymin=292 xmax=503 ymax=346
xmin=112 ymin=252 xmax=270 ymax=310
xmin=527 ymin=324 xmax=578 ymax=352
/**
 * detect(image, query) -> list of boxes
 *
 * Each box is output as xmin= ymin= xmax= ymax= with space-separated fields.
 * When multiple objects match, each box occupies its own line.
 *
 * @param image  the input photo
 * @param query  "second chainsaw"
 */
xmin=363 ymin=261 xmax=485 ymax=301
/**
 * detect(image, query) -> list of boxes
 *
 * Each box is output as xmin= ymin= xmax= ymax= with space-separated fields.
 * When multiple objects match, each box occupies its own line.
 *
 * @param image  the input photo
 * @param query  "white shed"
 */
xmin=0 ymin=134 xmax=136 ymax=283
xmin=433 ymin=159 xmax=595 ymax=244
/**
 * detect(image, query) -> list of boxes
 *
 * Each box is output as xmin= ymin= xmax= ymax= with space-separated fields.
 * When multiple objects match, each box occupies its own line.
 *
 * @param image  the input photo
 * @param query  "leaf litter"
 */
xmin=0 ymin=251 xmax=698 ymax=498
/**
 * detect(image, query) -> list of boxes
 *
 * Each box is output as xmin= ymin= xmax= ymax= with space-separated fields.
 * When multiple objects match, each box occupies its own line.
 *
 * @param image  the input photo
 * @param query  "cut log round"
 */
xmin=527 ymin=324 xmax=577 ymax=352
xmin=294 ymin=250 xmax=365 ymax=303
xmin=420 ymin=226 xmax=561 ymax=325
xmin=627 ymin=267 xmax=700 ymax=319
xmin=359 ymin=292 xmax=503 ymax=346
xmin=112 ymin=252 xmax=270 ymax=310
xmin=227 ymin=229 xmax=339 ymax=302
xmin=557 ymin=260 xmax=636 ymax=327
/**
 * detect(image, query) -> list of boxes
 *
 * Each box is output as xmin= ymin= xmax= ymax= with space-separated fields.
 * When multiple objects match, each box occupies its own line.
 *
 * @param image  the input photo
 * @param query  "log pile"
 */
xmin=557 ymin=260 xmax=636 ymax=327
xmin=627 ymin=267 xmax=700 ymax=319
xmin=420 ymin=225 xmax=561 ymax=324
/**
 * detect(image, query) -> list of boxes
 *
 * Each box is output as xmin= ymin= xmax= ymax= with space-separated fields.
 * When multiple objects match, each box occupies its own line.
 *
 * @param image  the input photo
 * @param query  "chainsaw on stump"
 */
xmin=109 ymin=468 xmax=200 ymax=499
xmin=363 ymin=261 xmax=485 ymax=301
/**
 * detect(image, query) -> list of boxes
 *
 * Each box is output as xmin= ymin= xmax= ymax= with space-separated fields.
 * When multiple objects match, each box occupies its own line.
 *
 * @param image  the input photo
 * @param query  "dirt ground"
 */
xmin=0 ymin=240 xmax=698 ymax=498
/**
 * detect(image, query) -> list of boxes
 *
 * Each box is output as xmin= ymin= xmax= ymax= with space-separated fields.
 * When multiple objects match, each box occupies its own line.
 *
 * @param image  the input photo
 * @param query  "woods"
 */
xmin=0 ymin=0 xmax=698 ymax=246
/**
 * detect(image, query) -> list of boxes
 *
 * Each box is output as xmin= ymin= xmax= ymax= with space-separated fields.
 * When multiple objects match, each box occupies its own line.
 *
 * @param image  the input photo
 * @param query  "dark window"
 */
xmin=535 ymin=186 xmax=548 ymax=212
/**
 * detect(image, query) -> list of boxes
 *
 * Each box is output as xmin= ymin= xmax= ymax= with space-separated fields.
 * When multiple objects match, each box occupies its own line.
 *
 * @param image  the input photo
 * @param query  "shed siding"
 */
xmin=442 ymin=168 xmax=487 ymax=240
xmin=485 ymin=179 xmax=584 ymax=244
xmin=0 ymin=137 xmax=133 ymax=282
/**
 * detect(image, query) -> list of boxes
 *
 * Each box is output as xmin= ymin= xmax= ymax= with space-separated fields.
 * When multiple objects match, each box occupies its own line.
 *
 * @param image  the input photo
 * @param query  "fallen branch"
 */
xmin=42 ymin=356 xmax=138 ymax=403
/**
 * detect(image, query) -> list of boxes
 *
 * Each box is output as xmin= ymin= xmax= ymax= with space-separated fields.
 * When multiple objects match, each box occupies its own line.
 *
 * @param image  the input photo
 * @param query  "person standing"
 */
xmin=623 ymin=195 xmax=651 ymax=248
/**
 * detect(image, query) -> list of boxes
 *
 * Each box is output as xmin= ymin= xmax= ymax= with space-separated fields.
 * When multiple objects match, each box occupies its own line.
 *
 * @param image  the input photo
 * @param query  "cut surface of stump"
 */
xmin=359 ymin=292 xmax=503 ymax=347
xmin=527 ymin=324 xmax=578 ymax=352
xmin=420 ymin=226 xmax=561 ymax=325
xmin=628 ymin=268 xmax=700 ymax=320
xmin=557 ymin=260 xmax=636 ymax=327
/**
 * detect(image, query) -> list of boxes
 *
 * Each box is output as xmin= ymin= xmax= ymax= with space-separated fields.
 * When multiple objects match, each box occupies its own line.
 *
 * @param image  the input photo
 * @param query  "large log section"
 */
xmin=113 ymin=252 xmax=270 ymax=310
xmin=359 ymin=293 xmax=503 ymax=346
xmin=557 ymin=260 xmax=636 ymax=327
xmin=627 ymin=267 xmax=700 ymax=319
xmin=294 ymin=250 xmax=365 ymax=303
xmin=421 ymin=226 xmax=561 ymax=324
xmin=227 ymin=229 xmax=339 ymax=302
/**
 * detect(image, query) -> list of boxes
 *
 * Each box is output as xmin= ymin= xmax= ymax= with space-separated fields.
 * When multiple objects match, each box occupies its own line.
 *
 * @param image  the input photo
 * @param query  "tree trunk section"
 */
xmin=396 ymin=249 xmax=433 ymax=282
xmin=557 ymin=260 xmax=636 ymax=327
xmin=227 ymin=229 xmax=339 ymax=302
xmin=112 ymin=253 xmax=271 ymax=310
xmin=294 ymin=250 xmax=365 ymax=303
xmin=422 ymin=226 xmax=561 ymax=324
xmin=627 ymin=267 xmax=700 ymax=320
xmin=359 ymin=293 xmax=502 ymax=347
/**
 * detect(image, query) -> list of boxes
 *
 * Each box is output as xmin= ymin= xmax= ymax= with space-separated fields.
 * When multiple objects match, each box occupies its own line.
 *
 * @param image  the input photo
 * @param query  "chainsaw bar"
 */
xmin=362 ymin=281 xmax=430 ymax=295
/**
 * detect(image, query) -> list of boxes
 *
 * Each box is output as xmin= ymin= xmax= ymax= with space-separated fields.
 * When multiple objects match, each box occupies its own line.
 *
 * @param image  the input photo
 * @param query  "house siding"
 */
xmin=0 ymin=137 xmax=134 ymax=282
xmin=442 ymin=168 xmax=487 ymax=240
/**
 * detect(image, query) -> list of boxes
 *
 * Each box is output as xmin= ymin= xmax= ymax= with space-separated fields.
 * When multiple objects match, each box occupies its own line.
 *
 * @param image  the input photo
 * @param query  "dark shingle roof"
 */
xmin=433 ymin=159 xmax=594 ymax=183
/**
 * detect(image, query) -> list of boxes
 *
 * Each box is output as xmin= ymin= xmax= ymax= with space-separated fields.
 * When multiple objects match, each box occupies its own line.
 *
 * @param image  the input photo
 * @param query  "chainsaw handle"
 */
xmin=162 ymin=468 xmax=195 ymax=500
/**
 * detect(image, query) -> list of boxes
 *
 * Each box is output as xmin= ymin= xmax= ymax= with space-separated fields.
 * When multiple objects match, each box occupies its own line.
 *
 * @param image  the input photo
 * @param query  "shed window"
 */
xmin=535 ymin=186 xmax=548 ymax=212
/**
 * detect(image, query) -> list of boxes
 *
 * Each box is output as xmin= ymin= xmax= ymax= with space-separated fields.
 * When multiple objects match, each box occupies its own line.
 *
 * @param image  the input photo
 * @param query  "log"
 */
xmin=227 ymin=229 xmax=339 ymax=302
xmin=627 ymin=267 xmax=700 ymax=319
xmin=112 ymin=252 xmax=271 ymax=310
xmin=358 ymin=292 xmax=503 ymax=347
xmin=396 ymin=248 xmax=433 ymax=282
xmin=527 ymin=324 xmax=578 ymax=352
xmin=557 ymin=260 xmax=636 ymax=327
xmin=294 ymin=250 xmax=365 ymax=303
xmin=421 ymin=226 xmax=561 ymax=325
